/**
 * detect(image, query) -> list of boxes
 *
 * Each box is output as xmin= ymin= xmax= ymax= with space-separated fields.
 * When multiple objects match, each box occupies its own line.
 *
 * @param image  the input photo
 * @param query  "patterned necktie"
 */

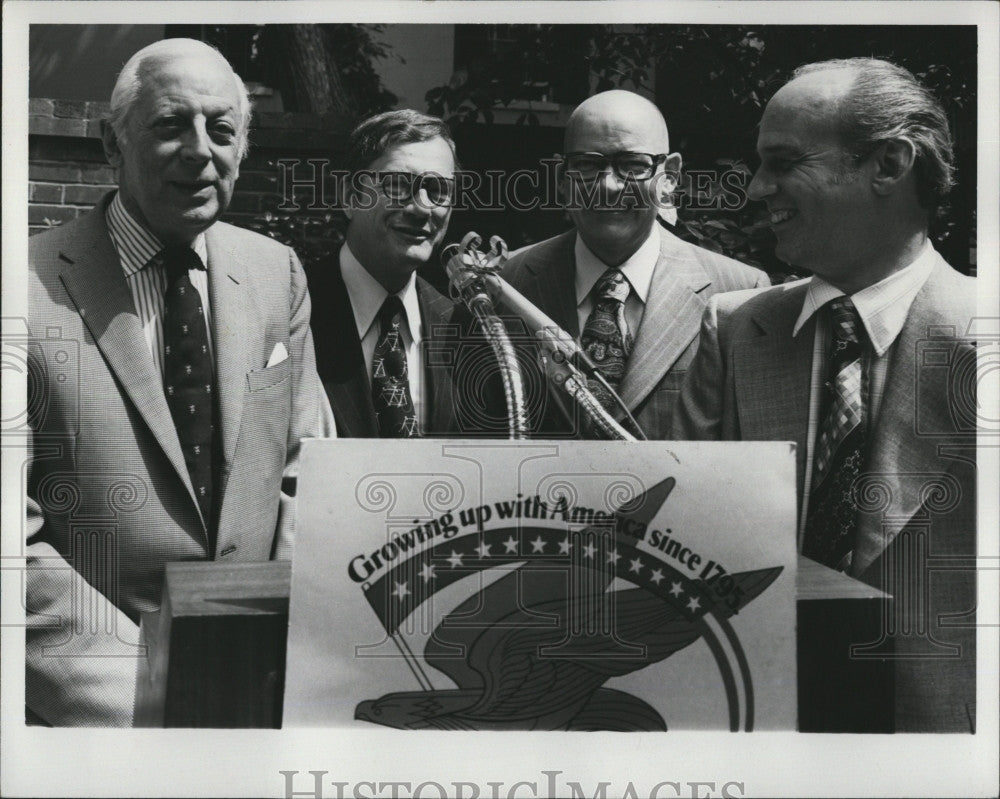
xmin=372 ymin=295 xmax=419 ymax=438
xmin=802 ymin=297 xmax=869 ymax=571
xmin=161 ymin=245 xmax=215 ymax=536
xmin=581 ymin=268 xmax=634 ymax=419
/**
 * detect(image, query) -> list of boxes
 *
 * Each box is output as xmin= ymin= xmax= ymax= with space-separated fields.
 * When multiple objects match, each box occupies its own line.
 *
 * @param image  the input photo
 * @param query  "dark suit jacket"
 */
xmin=501 ymin=225 xmax=769 ymax=438
xmin=309 ymin=252 xmax=496 ymax=437
xmin=672 ymin=253 xmax=977 ymax=731
xmin=26 ymin=194 xmax=330 ymax=725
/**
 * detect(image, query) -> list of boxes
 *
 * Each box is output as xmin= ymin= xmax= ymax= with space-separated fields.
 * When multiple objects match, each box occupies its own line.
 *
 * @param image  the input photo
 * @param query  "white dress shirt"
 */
xmin=574 ymin=226 xmax=660 ymax=338
xmin=792 ymin=241 xmax=938 ymax=541
xmin=340 ymin=243 xmax=426 ymax=429
xmin=105 ymin=191 xmax=212 ymax=377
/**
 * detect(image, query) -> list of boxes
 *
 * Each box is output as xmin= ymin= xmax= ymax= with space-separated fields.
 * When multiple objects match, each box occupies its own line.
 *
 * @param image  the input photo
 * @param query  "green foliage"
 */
xmin=324 ymin=24 xmax=400 ymax=117
xmin=427 ymin=25 xmax=599 ymax=124
xmin=425 ymin=24 xmax=977 ymax=276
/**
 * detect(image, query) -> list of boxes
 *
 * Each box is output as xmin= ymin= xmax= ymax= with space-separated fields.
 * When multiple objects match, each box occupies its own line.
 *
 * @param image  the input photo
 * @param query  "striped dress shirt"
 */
xmin=791 ymin=241 xmax=938 ymax=542
xmin=105 ymin=192 xmax=213 ymax=377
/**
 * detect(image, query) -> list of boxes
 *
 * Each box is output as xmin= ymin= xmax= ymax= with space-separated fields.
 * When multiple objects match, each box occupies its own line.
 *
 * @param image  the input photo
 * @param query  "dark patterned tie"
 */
xmin=581 ymin=268 xmax=634 ymax=419
xmin=162 ymin=245 xmax=215 ymax=536
xmin=372 ymin=295 xmax=419 ymax=438
xmin=802 ymin=297 xmax=869 ymax=571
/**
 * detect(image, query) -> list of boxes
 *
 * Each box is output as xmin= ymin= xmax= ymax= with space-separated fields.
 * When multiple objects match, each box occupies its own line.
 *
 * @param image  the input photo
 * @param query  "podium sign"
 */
xmin=284 ymin=440 xmax=798 ymax=730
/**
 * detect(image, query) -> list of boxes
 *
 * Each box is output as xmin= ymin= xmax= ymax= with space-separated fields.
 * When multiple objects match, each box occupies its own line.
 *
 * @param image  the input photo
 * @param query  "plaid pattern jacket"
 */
xmin=501 ymin=225 xmax=769 ymax=439
xmin=671 ymin=255 xmax=978 ymax=731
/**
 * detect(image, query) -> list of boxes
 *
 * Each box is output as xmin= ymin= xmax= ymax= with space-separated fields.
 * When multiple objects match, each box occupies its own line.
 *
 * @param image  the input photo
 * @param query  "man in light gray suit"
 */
xmin=502 ymin=90 xmax=768 ymax=439
xmin=672 ymin=59 xmax=976 ymax=731
xmin=26 ymin=38 xmax=332 ymax=725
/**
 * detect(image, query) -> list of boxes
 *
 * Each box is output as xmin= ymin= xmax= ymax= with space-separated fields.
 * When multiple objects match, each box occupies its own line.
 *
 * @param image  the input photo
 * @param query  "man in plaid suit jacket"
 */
xmin=672 ymin=59 xmax=976 ymax=732
xmin=502 ymin=90 xmax=768 ymax=439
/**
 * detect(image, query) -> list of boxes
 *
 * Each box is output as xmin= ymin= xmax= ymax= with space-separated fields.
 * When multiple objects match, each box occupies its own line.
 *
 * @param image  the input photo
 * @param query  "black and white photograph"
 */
xmin=2 ymin=1 xmax=997 ymax=797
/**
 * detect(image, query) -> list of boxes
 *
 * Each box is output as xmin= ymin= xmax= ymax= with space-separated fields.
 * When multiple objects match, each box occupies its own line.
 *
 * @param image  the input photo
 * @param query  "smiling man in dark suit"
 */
xmin=672 ymin=59 xmax=977 ymax=731
xmin=26 ymin=38 xmax=332 ymax=725
xmin=502 ymin=90 xmax=768 ymax=439
xmin=310 ymin=110 xmax=492 ymax=437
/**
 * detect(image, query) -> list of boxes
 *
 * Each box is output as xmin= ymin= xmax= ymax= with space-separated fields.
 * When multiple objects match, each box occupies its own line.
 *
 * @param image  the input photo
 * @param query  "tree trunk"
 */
xmin=282 ymin=25 xmax=353 ymax=116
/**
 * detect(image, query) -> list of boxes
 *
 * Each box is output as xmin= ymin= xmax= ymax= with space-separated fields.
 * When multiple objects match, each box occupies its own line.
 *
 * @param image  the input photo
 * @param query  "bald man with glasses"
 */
xmin=503 ymin=90 xmax=769 ymax=439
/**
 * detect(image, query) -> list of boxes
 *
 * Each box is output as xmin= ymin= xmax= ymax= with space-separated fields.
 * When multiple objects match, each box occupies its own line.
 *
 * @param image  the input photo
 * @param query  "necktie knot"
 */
xmin=378 ymin=294 xmax=407 ymax=331
xmin=162 ymin=246 xmax=205 ymax=284
xmin=594 ymin=268 xmax=630 ymax=305
xmin=828 ymin=297 xmax=862 ymax=346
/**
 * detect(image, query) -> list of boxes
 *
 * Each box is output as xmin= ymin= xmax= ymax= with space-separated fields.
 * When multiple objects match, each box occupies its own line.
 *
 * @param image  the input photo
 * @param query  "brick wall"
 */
xmin=28 ymin=99 xmax=354 ymax=271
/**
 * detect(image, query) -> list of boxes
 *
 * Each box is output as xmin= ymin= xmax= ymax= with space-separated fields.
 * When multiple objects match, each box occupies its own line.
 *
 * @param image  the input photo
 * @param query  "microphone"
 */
xmin=441 ymin=237 xmax=593 ymax=372
xmin=443 ymin=233 xmax=645 ymax=441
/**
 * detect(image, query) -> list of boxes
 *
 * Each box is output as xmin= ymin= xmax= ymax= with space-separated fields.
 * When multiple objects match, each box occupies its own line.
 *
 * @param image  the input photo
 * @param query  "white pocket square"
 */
xmin=266 ymin=342 xmax=289 ymax=368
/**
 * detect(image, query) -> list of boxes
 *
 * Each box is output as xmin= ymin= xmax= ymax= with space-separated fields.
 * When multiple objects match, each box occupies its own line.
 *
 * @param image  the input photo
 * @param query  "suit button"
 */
xmin=220 ymin=545 xmax=237 ymax=557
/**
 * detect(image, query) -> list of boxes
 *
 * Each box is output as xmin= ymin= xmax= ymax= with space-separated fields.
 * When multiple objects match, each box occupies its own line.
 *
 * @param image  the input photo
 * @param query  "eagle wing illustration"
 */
xmin=358 ymin=562 xmax=782 ymax=730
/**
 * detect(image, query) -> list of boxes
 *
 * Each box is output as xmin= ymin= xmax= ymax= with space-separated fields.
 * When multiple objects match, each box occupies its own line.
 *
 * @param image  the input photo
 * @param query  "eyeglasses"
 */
xmin=377 ymin=171 xmax=455 ymax=207
xmin=559 ymin=151 xmax=668 ymax=181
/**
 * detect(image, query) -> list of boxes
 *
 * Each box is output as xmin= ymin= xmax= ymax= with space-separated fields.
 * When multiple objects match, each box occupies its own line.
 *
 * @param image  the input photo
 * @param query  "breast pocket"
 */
xmin=245 ymin=357 xmax=291 ymax=393
xmin=656 ymin=370 xmax=687 ymax=391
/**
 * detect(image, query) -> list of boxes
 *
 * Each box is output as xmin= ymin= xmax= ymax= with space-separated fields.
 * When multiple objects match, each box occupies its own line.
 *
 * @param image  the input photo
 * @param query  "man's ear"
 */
xmin=870 ymin=139 xmax=917 ymax=196
xmin=101 ymin=120 xmax=124 ymax=167
xmin=654 ymin=152 xmax=683 ymax=202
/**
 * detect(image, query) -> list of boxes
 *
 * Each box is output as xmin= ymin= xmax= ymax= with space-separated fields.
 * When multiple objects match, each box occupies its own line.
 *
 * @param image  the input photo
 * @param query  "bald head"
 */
xmin=109 ymin=38 xmax=251 ymax=159
xmin=565 ymin=90 xmax=670 ymax=154
xmin=560 ymin=90 xmax=680 ymax=267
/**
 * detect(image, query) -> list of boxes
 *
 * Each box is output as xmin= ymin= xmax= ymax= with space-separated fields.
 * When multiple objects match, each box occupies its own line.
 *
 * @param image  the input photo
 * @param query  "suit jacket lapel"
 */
xmin=517 ymin=231 xmax=579 ymax=336
xmin=56 ymin=206 xmax=196 ymax=507
xmin=617 ymin=228 xmax=711 ymax=412
xmin=418 ymin=278 xmax=458 ymax=435
xmin=318 ymin=260 xmax=377 ymax=437
xmin=206 ymin=227 xmax=250 ymax=472
xmin=853 ymin=259 xmax=964 ymax=575
xmin=733 ymin=285 xmax=813 ymax=496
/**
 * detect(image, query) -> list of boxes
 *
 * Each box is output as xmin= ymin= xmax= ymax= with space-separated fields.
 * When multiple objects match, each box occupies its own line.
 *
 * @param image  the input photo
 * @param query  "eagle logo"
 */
xmin=354 ymin=478 xmax=781 ymax=731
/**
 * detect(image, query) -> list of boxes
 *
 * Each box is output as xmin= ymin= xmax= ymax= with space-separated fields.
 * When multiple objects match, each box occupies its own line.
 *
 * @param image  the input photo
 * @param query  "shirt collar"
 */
xmin=792 ymin=240 xmax=937 ymax=355
xmin=106 ymin=191 xmax=208 ymax=275
xmin=574 ymin=225 xmax=661 ymax=307
xmin=340 ymin=243 xmax=421 ymax=344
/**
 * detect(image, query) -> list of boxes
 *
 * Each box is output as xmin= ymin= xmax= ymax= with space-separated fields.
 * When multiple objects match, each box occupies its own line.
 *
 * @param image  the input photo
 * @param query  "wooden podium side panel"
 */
xmin=796 ymin=556 xmax=894 ymax=732
xmin=134 ymin=561 xmax=291 ymax=728
xmin=797 ymin=597 xmax=894 ymax=732
xmin=164 ymin=614 xmax=287 ymax=728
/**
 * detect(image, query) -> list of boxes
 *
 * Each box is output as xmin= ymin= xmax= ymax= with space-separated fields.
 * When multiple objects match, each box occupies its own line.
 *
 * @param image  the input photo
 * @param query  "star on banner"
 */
xmin=391 ymin=581 xmax=410 ymax=601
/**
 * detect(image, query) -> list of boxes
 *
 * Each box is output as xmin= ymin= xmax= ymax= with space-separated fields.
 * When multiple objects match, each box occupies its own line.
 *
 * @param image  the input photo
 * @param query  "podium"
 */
xmin=134 ymin=561 xmax=291 ymax=728
xmin=135 ymin=556 xmax=890 ymax=730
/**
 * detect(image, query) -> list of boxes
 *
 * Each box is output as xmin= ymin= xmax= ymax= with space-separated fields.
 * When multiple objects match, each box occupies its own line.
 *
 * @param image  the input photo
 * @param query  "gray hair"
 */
xmin=794 ymin=57 xmax=954 ymax=210
xmin=108 ymin=38 xmax=252 ymax=160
